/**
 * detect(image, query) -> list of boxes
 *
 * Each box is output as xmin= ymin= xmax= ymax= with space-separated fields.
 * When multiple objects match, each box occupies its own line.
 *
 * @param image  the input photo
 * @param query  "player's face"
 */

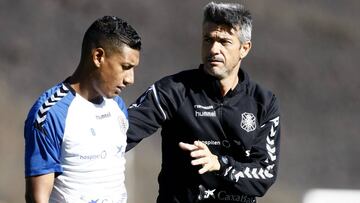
xmin=201 ymin=22 xmax=250 ymax=80
xmin=94 ymin=45 xmax=140 ymax=98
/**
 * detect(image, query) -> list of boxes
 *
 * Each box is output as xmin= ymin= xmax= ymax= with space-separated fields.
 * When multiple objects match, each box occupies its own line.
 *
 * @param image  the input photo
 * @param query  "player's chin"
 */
xmin=104 ymin=91 xmax=119 ymax=99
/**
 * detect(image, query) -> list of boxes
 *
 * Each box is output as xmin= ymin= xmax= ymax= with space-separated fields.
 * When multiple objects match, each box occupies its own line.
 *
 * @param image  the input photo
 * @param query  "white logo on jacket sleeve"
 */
xmin=240 ymin=112 xmax=257 ymax=132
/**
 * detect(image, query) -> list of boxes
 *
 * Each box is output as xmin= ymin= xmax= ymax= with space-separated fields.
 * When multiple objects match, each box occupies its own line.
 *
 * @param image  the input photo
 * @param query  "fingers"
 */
xmin=179 ymin=141 xmax=208 ymax=158
xmin=191 ymin=154 xmax=220 ymax=174
xmin=190 ymin=155 xmax=211 ymax=174
xmin=190 ymin=149 xmax=207 ymax=159
xmin=191 ymin=157 xmax=208 ymax=166
xmin=199 ymin=164 xmax=212 ymax=174
xmin=179 ymin=142 xmax=199 ymax=151
xmin=194 ymin=140 xmax=207 ymax=149
xmin=179 ymin=141 xmax=220 ymax=174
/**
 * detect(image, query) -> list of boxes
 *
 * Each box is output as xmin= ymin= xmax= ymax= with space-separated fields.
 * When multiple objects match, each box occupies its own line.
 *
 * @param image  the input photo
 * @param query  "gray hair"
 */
xmin=203 ymin=2 xmax=252 ymax=43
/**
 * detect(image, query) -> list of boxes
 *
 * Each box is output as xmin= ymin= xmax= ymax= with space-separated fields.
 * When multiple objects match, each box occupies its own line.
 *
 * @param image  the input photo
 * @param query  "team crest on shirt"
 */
xmin=118 ymin=116 xmax=128 ymax=134
xmin=240 ymin=112 xmax=257 ymax=132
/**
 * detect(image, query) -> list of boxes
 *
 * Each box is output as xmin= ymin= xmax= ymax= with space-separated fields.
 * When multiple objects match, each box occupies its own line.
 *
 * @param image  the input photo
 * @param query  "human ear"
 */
xmin=240 ymin=41 xmax=252 ymax=59
xmin=92 ymin=48 xmax=105 ymax=68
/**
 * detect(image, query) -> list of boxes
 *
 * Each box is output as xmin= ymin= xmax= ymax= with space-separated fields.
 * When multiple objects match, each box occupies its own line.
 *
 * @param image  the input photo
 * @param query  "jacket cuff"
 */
xmin=216 ymin=155 xmax=229 ymax=175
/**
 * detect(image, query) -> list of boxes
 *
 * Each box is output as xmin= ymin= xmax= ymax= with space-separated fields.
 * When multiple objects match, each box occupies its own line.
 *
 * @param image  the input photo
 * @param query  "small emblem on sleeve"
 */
xmin=240 ymin=112 xmax=257 ymax=132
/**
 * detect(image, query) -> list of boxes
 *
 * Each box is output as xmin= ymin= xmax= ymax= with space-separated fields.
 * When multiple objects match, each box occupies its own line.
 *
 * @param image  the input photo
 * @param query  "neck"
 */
xmin=219 ymin=73 xmax=239 ymax=96
xmin=218 ymin=62 xmax=241 ymax=96
xmin=69 ymin=62 xmax=101 ymax=101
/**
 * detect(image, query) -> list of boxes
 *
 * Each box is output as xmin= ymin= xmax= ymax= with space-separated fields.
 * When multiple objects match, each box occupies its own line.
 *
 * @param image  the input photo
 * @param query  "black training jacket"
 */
xmin=127 ymin=66 xmax=281 ymax=203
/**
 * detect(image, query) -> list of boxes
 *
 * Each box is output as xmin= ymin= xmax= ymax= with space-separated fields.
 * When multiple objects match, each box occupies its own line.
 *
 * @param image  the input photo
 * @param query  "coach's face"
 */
xmin=93 ymin=45 xmax=140 ymax=98
xmin=201 ymin=22 xmax=250 ymax=80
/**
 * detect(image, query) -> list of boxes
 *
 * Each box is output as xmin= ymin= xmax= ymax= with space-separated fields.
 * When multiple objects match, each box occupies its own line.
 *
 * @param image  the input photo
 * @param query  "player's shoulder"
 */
xmin=112 ymin=96 xmax=128 ymax=117
xmin=112 ymin=95 xmax=126 ymax=107
xmin=25 ymin=82 xmax=74 ymax=128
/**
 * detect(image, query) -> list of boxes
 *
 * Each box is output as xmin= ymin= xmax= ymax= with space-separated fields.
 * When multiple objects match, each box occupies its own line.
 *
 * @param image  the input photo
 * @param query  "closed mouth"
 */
xmin=207 ymin=56 xmax=223 ymax=63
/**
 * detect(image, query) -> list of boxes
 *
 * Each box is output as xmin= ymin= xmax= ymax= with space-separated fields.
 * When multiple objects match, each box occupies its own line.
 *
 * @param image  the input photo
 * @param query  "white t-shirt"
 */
xmin=25 ymin=83 xmax=128 ymax=203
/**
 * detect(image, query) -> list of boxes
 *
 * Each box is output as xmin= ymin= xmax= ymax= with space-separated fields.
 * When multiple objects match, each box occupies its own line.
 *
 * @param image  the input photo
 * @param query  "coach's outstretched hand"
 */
xmin=179 ymin=141 xmax=220 ymax=174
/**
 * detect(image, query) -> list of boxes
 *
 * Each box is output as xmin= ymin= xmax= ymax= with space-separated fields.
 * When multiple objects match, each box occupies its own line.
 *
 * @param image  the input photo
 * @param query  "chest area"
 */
xmin=182 ymin=93 xmax=259 ymax=128
xmin=61 ymin=98 xmax=127 ymax=162
xmin=172 ymin=93 xmax=262 ymax=148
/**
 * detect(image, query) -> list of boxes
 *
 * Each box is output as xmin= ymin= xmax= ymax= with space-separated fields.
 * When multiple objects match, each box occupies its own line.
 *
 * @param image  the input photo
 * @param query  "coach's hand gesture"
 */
xmin=179 ymin=141 xmax=220 ymax=174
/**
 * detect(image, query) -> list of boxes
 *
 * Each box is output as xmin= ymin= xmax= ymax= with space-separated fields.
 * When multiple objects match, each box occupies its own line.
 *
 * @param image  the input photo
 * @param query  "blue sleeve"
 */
xmin=24 ymin=122 xmax=63 ymax=176
xmin=24 ymin=106 xmax=64 ymax=177
xmin=24 ymin=83 xmax=72 ymax=177
xmin=114 ymin=96 xmax=128 ymax=119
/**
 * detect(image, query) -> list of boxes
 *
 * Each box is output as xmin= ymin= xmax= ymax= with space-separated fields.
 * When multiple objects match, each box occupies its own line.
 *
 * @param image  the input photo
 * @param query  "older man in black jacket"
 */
xmin=127 ymin=2 xmax=281 ymax=203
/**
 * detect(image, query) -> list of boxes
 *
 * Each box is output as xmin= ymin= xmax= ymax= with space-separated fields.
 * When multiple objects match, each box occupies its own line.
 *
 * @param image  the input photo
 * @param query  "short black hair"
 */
xmin=81 ymin=16 xmax=141 ymax=56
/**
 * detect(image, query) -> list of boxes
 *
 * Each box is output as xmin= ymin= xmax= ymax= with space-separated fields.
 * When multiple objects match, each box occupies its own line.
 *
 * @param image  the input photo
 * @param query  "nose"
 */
xmin=123 ymin=68 xmax=134 ymax=86
xmin=209 ymin=41 xmax=221 ymax=55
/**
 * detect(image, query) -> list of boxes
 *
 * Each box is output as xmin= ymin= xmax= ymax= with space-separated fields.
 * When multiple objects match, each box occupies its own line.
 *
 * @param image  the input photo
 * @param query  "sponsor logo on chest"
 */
xmin=194 ymin=105 xmax=216 ymax=117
